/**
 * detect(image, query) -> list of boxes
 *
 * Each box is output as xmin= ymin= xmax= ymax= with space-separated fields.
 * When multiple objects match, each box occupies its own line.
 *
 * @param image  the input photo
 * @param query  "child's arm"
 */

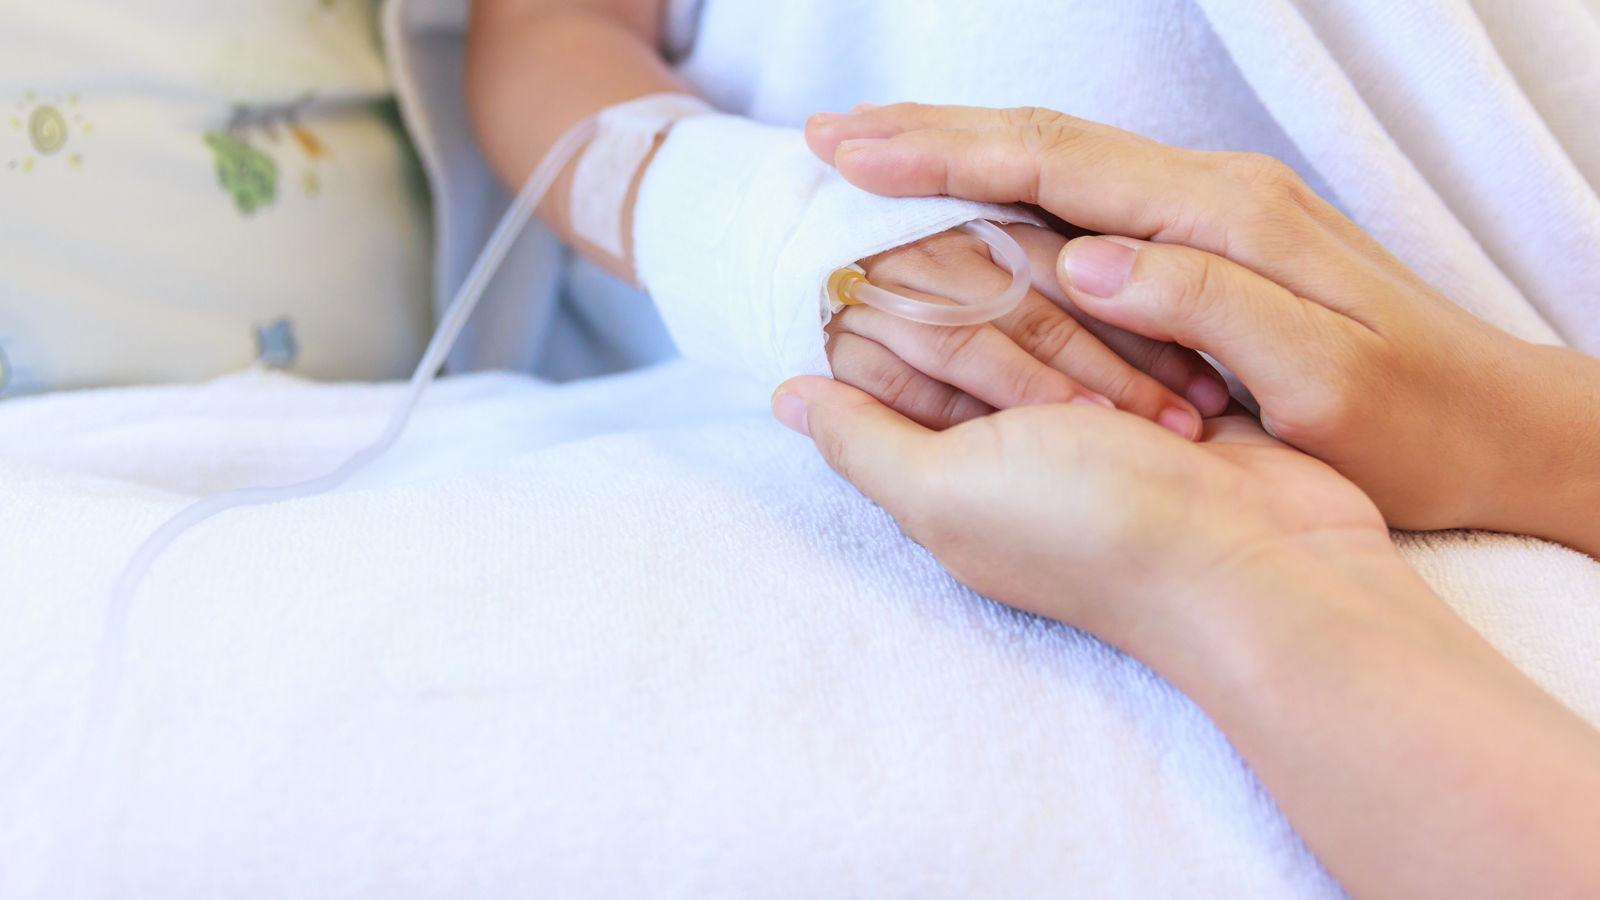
xmin=466 ymin=2 xmax=1225 ymax=432
xmin=467 ymin=0 xmax=683 ymax=282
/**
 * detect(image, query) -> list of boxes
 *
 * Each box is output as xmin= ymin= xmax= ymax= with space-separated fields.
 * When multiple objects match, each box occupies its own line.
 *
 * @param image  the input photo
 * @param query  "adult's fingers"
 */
xmin=805 ymin=102 xmax=1148 ymax=163
xmin=810 ymin=103 xmax=1418 ymax=286
xmin=815 ymin=108 xmax=1402 ymax=313
xmin=1054 ymin=235 xmax=1361 ymax=413
xmin=771 ymin=376 xmax=939 ymax=517
xmin=826 ymin=331 xmax=995 ymax=430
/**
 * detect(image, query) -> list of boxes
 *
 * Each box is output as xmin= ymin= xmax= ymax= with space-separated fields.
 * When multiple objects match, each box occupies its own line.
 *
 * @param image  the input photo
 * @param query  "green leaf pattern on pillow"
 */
xmin=0 ymin=0 xmax=423 ymax=393
xmin=204 ymin=130 xmax=278 ymax=214
xmin=204 ymin=95 xmax=335 ymax=216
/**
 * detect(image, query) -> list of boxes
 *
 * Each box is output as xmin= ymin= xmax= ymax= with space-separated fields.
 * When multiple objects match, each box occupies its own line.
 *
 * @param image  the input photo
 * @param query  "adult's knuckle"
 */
xmin=1220 ymin=152 xmax=1315 ymax=218
xmin=1272 ymin=380 xmax=1358 ymax=445
xmin=1021 ymin=121 xmax=1086 ymax=157
xmin=1221 ymin=152 xmax=1298 ymax=192
xmin=1008 ymin=122 xmax=1089 ymax=203
xmin=1000 ymin=105 xmax=1063 ymax=128
xmin=1166 ymin=250 xmax=1227 ymax=322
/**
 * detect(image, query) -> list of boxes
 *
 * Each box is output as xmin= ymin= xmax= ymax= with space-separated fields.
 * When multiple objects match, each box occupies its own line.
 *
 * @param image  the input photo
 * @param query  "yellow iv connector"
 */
xmin=826 ymin=264 xmax=868 ymax=309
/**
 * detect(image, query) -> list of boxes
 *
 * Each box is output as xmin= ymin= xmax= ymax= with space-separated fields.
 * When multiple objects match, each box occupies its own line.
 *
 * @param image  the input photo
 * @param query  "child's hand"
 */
xmin=826 ymin=223 xmax=1231 ymax=438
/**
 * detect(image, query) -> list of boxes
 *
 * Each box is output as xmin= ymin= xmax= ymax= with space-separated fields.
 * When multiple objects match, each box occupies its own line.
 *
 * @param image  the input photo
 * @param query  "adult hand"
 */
xmin=806 ymin=104 xmax=1600 ymax=553
xmin=770 ymin=375 xmax=1391 ymax=658
xmin=771 ymin=373 xmax=1600 ymax=900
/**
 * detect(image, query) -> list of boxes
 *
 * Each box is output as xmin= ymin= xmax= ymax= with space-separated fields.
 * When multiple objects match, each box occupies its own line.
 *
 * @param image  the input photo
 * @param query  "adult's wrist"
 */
xmin=1158 ymin=538 xmax=1600 ymax=900
xmin=1135 ymin=536 xmax=1435 ymax=712
xmin=1474 ymin=341 xmax=1600 ymax=558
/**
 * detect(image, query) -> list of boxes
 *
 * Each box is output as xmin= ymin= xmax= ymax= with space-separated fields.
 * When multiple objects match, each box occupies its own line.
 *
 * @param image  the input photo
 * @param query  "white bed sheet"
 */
xmin=1 ymin=362 xmax=1597 ymax=898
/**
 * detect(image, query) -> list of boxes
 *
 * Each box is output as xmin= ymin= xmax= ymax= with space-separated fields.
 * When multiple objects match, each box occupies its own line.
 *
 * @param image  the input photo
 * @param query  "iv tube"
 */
xmin=827 ymin=219 xmax=1031 ymax=326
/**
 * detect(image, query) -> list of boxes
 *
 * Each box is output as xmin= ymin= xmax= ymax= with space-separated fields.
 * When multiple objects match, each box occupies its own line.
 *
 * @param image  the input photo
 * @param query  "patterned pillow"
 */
xmin=0 ymin=0 xmax=432 ymax=395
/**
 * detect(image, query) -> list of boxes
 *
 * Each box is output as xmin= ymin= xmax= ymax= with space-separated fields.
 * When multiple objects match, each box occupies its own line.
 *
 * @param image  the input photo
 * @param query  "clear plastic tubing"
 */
xmin=103 ymin=115 xmax=596 ymax=610
xmin=82 ymin=114 xmax=1034 ymax=809
xmin=827 ymin=219 xmax=1032 ymax=326
xmin=67 ymin=118 xmax=604 ymax=839
xmin=51 ymin=118 xmax=608 ymax=897
xmin=55 ymin=115 xmax=1036 ymax=887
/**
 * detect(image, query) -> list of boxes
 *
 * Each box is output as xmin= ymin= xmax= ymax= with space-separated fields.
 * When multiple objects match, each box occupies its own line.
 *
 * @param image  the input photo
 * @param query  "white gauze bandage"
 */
xmin=569 ymin=93 xmax=717 ymax=258
xmin=631 ymin=115 xmax=1044 ymax=385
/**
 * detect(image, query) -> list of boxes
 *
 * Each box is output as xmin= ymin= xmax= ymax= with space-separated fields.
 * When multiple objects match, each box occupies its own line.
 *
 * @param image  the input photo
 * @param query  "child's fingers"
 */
xmin=829 ymin=299 xmax=1111 ymax=414
xmin=856 ymin=232 xmax=1103 ymax=410
xmin=826 ymin=331 xmax=995 ymax=430
xmin=1003 ymin=223 xmax=1231 ymax=416
xmin=989 ymin=291 xmax=1204 ymax=431
xmin=861 ymin=238 xmax=1201 ymax=438
xmin=1088 ymin=327 xmax=1231 ymax=417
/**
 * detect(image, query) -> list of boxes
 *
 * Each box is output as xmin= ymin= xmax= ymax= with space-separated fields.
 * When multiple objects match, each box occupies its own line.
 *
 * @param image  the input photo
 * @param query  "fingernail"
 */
xmin=1062 ymin=236 xmax=1137 ymax=298
xmin=851 ymin=102 xmax=881 ymax=113
xmin=1159 ymin=407 xmax=1201 ymax=440
xmin=1072 ymin=393 xmax=1116 ymax=409
xmin=837 ymin=138 xmax=888 ymax=154
xmin=810 ymin=112 xmax=849 ymax=126
xmin=772 ymin=391 xmax=810 ymax=436
xmin=1184 ymin=376 xmax=1230 ymax=417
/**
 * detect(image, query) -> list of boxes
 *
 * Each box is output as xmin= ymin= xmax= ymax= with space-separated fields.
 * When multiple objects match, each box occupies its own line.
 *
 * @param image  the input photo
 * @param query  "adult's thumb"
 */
xmin=1056 ymin=235 xmax=1347 ymax=403
xmin=772 ymin=376 xmax=936 ymax=515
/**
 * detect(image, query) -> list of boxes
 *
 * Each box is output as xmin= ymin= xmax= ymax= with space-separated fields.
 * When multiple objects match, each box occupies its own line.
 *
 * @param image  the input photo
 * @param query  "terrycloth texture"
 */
xmin=633 ymin=114 xmax=1041 ymax=383
xmin=0 ymin=364 xmax=1596 ymax=899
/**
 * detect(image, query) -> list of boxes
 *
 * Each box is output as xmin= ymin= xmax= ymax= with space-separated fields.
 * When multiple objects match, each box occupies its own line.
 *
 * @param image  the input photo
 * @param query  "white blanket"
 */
xmin=4 ymin=0 xmax=1600 ymax=896
xmin=1 ymin=363 xmax=1597 ymax=899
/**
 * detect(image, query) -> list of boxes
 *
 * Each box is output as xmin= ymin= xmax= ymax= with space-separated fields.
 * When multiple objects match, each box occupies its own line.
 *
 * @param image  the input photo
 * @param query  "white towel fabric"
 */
xmin=2 ymin=0 xmax=1599 ymax=896
xmin=0 ymin=363 xmax=1596 ymax=900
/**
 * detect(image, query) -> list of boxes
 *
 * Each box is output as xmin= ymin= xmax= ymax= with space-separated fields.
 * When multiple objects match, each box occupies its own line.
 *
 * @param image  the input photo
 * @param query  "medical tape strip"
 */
xmin=631 ymin=114 xmax=1044 ymax=384
xmin=569 ymin=93 xmax=717 ymax=258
